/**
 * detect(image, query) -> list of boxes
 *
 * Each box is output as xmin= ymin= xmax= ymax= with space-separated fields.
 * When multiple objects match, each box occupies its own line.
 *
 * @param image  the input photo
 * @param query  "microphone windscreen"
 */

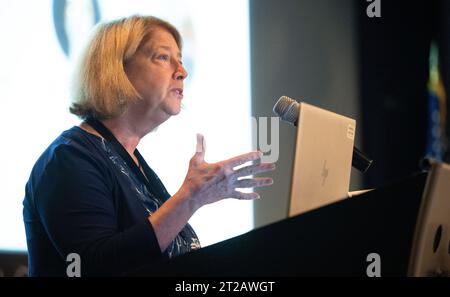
xmin=273 ymin=96 xmax=299 ymax=125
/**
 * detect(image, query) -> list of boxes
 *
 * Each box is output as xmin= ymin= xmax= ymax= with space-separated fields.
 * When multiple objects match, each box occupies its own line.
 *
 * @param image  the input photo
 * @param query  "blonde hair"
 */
xmin=70 ymin=15 xmax=182 ymax=120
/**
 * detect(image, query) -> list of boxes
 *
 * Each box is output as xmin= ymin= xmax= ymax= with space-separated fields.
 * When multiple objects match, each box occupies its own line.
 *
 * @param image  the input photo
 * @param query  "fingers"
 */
xmin=191 ymin=133 xmax=206 ymax=165
xmin=232 ymin=175 xmax=274 ymax=201
xmin=232 ymin=191 xmax=260 ymax=200
xmin=224 ymin=151 xmax=262 ymax=168
xmin=234 ymin=163 xmax=276 ymax=178
xmin=196 ymin=133 xmax=206 ymax=154
xmin=235 ymin=177 xmax=273 ymax=188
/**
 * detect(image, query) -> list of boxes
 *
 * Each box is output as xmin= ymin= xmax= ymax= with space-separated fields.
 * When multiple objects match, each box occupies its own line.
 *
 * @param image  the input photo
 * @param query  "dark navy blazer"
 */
xmin=23 ymin=125 xmax=198 ymax=276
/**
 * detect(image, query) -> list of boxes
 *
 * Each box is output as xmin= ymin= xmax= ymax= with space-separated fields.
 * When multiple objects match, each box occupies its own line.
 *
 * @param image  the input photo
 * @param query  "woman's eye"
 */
xmin=157 ymin=54 xmax=169 ymax=61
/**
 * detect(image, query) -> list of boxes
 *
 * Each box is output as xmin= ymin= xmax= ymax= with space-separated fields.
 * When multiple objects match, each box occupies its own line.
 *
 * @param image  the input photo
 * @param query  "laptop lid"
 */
xmin=288 ymin=102 xmax=355 ymax=217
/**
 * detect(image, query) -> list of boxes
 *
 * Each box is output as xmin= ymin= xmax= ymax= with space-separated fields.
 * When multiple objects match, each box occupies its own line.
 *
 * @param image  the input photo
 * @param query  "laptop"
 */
xmin=288 ymin=102 xmax=356 ymax=217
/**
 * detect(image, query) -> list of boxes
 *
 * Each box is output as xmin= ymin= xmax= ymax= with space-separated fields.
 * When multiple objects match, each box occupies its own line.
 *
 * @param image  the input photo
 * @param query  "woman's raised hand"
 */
xmin=179 ymin=134 xmax=276 ymax=210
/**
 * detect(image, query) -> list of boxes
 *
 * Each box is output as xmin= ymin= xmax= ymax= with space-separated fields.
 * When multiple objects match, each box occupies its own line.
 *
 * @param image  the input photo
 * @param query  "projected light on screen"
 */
xmin=0 ymin=0 xmax=251 ymax=251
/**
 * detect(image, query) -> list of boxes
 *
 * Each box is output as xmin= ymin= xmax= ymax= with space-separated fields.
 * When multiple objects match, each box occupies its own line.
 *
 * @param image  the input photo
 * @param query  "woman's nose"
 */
xmin=174 ymin=63 xmax=188 ymax=80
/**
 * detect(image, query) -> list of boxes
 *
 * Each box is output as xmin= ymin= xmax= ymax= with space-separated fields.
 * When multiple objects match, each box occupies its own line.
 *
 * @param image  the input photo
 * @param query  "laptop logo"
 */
xmin=321 ymin=160 xmax=329 ymax=186
xmin=347 ymin=124 xmax=355 ymax=140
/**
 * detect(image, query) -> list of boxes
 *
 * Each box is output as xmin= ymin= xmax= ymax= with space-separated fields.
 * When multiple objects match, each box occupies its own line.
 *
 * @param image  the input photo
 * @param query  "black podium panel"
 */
xmin=131 ymin=172 xmax=427 ymax=277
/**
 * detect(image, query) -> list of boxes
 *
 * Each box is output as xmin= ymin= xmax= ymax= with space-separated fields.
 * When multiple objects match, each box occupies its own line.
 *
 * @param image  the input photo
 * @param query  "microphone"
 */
xmin=273 ymin=95 xmax=373 ymax=173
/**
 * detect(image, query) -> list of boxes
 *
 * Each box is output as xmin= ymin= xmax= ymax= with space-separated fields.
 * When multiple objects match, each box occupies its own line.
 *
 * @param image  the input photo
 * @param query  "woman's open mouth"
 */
xmin=171 ymin=88 xmax=183 ymax=99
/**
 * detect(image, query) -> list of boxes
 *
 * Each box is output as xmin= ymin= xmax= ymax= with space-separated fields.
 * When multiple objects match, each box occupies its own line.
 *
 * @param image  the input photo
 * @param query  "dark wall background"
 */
xmin=357 ymin=0 xmax=450 ymax=189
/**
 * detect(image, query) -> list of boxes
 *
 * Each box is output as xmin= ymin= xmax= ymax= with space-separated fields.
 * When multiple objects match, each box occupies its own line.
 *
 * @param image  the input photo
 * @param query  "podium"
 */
xmin=130 ymin=166 xmax=448 ymax=277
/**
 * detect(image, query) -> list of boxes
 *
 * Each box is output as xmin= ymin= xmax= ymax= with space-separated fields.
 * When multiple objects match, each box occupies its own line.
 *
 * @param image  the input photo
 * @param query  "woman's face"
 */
xmin=125 ymin=28 xmax=187 ymax=126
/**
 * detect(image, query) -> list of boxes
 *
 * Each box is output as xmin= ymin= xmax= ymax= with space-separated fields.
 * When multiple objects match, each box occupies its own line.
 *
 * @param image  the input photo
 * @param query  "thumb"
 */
xmin=193 ymin=133 xmax=206 ymax=163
